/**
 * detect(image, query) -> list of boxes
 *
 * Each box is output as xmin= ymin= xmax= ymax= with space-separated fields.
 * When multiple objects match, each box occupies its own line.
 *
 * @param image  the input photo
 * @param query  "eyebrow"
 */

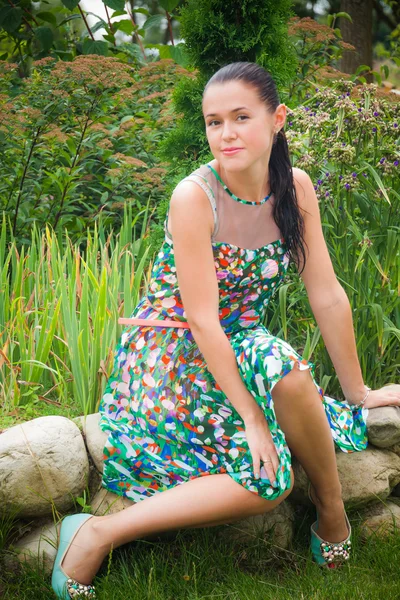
xmin=205 ymin=107 xmax=249 ymax=118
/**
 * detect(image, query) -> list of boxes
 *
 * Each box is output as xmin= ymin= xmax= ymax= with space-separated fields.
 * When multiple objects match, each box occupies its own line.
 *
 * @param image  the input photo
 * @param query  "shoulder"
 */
xmin=292 ymin=167 xmax=315 ymax=211
xmin=169 ymin=171 xmax=215 ymax=237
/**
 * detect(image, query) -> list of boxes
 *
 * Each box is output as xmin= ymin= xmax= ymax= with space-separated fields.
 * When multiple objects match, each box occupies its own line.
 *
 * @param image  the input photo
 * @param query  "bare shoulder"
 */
xmin=292 ymin=167 xmax=315 ymax=211
xmin=169 ymin=177 xmax=214 ymax=239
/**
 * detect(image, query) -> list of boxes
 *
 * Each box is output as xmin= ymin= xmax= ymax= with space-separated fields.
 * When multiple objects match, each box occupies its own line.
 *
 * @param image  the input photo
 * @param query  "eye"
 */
xmin=207 ymin=115 xmax=249 ymax=127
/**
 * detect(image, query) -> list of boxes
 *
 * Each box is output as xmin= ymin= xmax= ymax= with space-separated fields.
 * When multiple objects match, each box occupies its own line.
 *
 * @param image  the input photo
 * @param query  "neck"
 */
xmin=214 ymin=154 xmax=271 ymax=203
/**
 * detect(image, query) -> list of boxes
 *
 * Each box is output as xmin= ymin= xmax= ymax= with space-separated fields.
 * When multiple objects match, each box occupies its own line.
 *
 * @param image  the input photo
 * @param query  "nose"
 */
xmin=221 ymin=121 xmax=237 ymax=141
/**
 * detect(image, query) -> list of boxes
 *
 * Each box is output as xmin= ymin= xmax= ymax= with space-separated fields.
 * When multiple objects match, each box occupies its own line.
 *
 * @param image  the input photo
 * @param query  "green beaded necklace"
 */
xmin=206 ymin=163 xmax=272 ymax=206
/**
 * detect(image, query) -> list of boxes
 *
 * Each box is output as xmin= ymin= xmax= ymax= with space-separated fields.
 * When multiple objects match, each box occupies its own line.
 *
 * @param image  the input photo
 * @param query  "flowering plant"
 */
xmin=266 ymin=78 xmax=400 ymax=396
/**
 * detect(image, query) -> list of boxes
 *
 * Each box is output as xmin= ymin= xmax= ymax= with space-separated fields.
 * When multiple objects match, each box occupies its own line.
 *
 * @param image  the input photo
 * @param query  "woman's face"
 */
xmin=202 ymin=80 xmax=286 ymax=170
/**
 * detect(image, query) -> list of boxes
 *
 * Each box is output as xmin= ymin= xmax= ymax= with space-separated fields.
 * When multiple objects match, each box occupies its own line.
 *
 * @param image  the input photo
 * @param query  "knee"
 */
xmin=272 ymin=361 xmax=311 ymax=400
xmin=267 ymin=467 xmax=294 ymax=509
xmin=251 ymin=468 xmax=294 ymax=516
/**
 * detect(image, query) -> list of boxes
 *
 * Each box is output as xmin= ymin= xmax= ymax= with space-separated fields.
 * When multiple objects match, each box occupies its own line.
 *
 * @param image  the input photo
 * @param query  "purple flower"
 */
xmin=305 ymin=107 xmax=310 ymax=111
xmin=342 ymin=142 xmax=346 ymax=146
xmin=325 ymin=172 xmax=330 ymax=177
xmin=289 ymin=121 xmax=293 ymax=126
xmin=316 ymin=88 xmax=319 ymax=92
xmin=339 ymin=175 xmax=343 ymax=181
xmin=358 ymin=108 xmax=362 ymax=112
xmin=394 ymin=160 xmax=399 ymax=167
xmin=345 ymin=183 xmax=350 ymax=190
xmin=352 ymin=172 xmax=357 ymax=178
xmin=373 ymin=111 xmax=379 ymax=117
xmin=394 ymin=123 xmax=398 ymax=128
xmin=346 ymin=92 xmax=350 ymax=96
xmin=372 ymin=127 xmax=377 ymax=132
xmin=362 ymin=172 xmax=367 ymax=177
xmin=380 ymin=157 xmax=386 ymax=164
xmin=314 ymin=185 xmax=318 ymax=190
xmin=317 ymin=179 xmax=323 ymax=186
xmin=325 ymin=191 xmax=330 ymax=197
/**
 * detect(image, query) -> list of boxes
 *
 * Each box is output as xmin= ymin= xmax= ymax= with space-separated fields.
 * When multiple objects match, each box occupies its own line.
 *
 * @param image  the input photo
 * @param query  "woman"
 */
xmin=52 ymin=62 xmax=400 ymax=598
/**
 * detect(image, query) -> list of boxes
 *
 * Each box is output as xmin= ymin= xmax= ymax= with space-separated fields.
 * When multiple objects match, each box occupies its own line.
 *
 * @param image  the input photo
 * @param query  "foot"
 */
xmin=59 ymin=516 xmax=108 ymax=585
xmin=309 ymin=485 xmax=349 ymax=543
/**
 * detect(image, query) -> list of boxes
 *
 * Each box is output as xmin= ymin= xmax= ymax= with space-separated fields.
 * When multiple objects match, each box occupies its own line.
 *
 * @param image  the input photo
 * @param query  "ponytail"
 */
xmin=269 ymin=129 xmax=307 ymax=273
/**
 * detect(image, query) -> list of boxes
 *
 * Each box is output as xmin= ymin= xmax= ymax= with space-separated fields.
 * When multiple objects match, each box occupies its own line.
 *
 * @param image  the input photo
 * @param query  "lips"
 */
xmin=222 ymin=148 xmax=243 ymax=155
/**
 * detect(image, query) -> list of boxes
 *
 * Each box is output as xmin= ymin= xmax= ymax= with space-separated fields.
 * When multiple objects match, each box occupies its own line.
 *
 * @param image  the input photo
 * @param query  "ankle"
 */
xmin=91 ymin=516 xmax=118 ymax=554
xmin=311 ymin=485 xmax=343 ymax=508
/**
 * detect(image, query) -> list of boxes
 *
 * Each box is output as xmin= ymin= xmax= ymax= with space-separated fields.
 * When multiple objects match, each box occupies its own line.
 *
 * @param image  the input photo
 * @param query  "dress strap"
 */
xmin=164 ymin=172 xmax=219 ymax=242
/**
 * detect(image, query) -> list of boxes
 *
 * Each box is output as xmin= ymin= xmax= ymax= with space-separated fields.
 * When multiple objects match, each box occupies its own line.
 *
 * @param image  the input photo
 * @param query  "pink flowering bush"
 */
xmin=0 ymin=56 xmax=187 ymax=243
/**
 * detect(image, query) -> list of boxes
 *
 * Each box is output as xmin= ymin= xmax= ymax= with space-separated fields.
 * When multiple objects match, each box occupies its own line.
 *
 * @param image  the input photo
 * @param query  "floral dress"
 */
xmin=98 ymin=162 xmax=368 ymax=503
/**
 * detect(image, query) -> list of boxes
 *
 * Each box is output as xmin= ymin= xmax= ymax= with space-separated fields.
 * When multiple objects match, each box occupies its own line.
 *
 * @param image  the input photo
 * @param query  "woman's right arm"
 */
xmin=169 ymin=181 xmax=279 ymax=482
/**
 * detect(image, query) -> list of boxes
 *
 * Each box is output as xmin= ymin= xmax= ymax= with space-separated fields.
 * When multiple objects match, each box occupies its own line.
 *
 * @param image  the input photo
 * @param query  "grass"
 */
xmin=1 ymin=506 xmax=400 ymax=600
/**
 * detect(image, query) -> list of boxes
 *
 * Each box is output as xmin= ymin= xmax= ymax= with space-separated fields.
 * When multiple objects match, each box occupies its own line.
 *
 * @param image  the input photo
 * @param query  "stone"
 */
xmin=219 ymin=501 xmax=294 ymax=549
xmin=90 ymin=487 xmax=135 ymax=515
xmin=391 ymin=483 xmax=400 ymax=497
xmin=360 ymin=501 xmax=400 ymax=539
xmin=5 ymin=518 xmax=58 ymax=575
xmin=367 ymin=406 xmax=400 ymax=448
xmin=73 ymin=413 xmax=107 ymax=474
xmin=290 ymin=447 xmax=400 ymax=509
xmin=0 ymin=416 xmax=89 ymax=518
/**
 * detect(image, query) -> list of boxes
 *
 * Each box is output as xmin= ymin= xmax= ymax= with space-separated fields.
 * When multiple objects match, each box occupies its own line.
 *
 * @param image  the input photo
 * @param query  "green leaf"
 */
xmin=159 ymin=0 xmax=180 ymax=12
xmin=57 ymin=14 xmax=82 ymax=27
xmin=90 ymin=19 xmax=108 ymax=35
xmin=34 ymin=26 xmax=54 ymax=51
xmin=0 ymin=6 xmax=22 ymax=33
xmin=82 ymin=39 xmax=109 ymax=56
xmin=110 ymin=10 xmax=128 ymax=17
xmin=104 ymin=0 xmax=126 ymax=10
xmin=61 ymin=0 xmax=81 ymax=10
xmin=132 ymin=8 xmax=150 ymax=16
xmin=362 ymin=163 xmax=391 ymax=205
xmin=354 ymin=64 xmax=371 ymax=75
xmin=143 ymin=14 xmax=164 ymax=31
xmin=334 ymin=11 xmax=353 ymax=22
xmin=114 ymin=19 xmax=134 ymax=35
xmin=36 ymin=11 xmax=57 ymax=27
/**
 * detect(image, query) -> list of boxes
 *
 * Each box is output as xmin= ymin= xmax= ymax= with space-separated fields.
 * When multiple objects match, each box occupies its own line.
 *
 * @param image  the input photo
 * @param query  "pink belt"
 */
xmin=118 ymin=317 xmax=190 ymax=329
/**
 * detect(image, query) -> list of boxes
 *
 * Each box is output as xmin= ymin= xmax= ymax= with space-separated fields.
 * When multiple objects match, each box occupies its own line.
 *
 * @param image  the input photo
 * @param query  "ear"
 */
xmin=274 ymin=104 xmax=287 ymax=132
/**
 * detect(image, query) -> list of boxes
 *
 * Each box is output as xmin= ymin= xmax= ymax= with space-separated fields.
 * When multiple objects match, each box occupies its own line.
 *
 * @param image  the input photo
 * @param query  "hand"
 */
xmin=363 ymin=384 xmax=400 ymax=409
xmin=244 ymin=412 xmax=279 ymax=484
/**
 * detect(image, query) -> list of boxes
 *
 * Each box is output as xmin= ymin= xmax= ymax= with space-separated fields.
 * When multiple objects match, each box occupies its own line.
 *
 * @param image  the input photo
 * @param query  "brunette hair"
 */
xmin=203 ymin=62 xmax=307 ymax=273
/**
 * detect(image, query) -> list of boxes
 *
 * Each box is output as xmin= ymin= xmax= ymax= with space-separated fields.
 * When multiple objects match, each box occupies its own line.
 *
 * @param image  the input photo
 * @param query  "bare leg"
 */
xmin=271 ymin=361 xmax=348 ymax=542
xmin=61 ymin=469 xmax=294 ymax=585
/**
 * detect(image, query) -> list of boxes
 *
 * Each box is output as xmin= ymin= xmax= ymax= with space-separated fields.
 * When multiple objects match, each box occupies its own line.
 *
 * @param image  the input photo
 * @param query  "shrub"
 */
xmin=0 ymin=56 xmax=187 ymax=244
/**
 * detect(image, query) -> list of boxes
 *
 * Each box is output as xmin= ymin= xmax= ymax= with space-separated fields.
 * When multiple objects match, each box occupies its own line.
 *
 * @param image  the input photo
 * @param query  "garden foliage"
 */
xmin=0 ymin=56 xmax=186 ymax=243
xmin=0 ymin=7 xmax=398 ymax=428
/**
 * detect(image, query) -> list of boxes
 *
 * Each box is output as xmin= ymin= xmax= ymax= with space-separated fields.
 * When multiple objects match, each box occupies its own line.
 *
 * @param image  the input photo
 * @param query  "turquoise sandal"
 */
xmin=51 ymin=513 xmax=97 ymax=599
xmin=308 ymin=483 xmax=352 ymax=569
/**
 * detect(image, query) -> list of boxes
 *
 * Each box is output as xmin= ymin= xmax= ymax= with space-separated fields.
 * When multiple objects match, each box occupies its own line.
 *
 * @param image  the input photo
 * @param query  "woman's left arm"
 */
xmin=292 ymin=168 xmax=400 ymax=409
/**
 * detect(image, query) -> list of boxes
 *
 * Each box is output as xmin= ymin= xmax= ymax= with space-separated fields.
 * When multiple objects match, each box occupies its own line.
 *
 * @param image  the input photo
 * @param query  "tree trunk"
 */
xmin=339 ymin=0 xmax=373 ymax=82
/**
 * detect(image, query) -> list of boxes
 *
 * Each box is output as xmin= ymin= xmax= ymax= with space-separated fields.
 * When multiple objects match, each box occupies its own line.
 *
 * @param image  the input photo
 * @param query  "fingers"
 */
xmin=251 ymin=450 xmax=279 ymax=485
xmin=262 ymin=459 xmax=277 ymax=486
xmin=252 ymin=451 xmax=261 ymax=481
